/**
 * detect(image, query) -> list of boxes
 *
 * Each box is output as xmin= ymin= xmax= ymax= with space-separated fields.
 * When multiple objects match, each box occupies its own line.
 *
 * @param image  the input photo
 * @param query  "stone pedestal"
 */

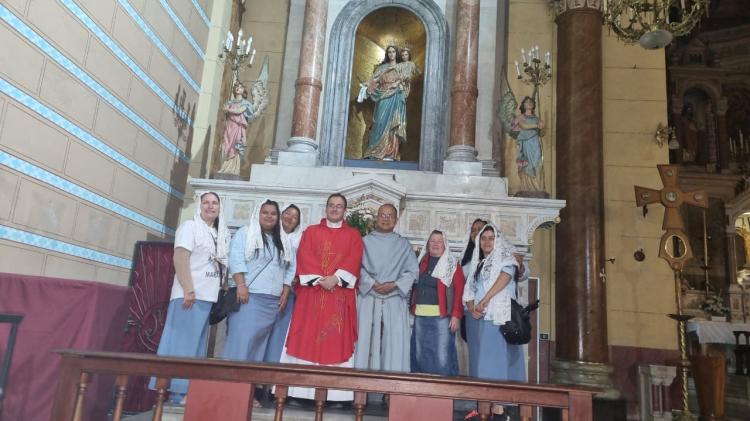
xmin=638 ymin=364 xmax=677 ymax=421
xmin=277 ymin=136 xmax=318 ymax=167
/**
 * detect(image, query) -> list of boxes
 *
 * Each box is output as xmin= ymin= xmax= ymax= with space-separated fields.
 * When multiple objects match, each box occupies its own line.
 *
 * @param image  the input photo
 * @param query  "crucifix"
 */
xmin=634 ymin=164 xmax=708 ymax=421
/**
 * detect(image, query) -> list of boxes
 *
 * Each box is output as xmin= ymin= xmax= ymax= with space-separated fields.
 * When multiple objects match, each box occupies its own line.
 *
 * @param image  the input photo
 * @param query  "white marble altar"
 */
xmin=191 ymin=164 xmax=565 ymax=252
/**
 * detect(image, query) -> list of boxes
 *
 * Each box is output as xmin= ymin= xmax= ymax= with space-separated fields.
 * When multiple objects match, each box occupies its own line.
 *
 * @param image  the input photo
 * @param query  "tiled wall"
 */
xmin=0 ymin=0 xmax=215 ymax=285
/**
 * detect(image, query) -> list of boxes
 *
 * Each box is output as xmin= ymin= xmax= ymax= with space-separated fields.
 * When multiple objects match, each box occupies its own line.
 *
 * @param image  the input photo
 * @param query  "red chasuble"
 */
xmin=285 ymin=219 xmax=364 ymax=364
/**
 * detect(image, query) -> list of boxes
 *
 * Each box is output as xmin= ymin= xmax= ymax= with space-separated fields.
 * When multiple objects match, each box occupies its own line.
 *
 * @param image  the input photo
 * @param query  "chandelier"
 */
xmin=604 ymin=0 xmax=710 ymax=49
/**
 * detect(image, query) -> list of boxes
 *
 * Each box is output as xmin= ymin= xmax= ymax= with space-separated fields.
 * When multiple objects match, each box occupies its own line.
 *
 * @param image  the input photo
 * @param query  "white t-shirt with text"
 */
xmin=169 ymin=220 xmax=221 ymax=302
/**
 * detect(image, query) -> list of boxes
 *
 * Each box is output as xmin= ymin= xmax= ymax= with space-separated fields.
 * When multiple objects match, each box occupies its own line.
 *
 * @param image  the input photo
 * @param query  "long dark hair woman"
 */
xmin=221 ymin=199 xmax=297 ymax=408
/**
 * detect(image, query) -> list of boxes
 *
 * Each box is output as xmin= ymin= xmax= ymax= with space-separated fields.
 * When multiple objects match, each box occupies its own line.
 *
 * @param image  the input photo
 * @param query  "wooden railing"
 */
xmin=51 ymin=350 xmax=596 ymax=421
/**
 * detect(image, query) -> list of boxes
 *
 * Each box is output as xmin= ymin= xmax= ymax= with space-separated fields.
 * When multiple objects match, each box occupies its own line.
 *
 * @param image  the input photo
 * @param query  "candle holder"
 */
xmin=219 ymin=29 xmax=257 ymax=87
xmin=514 ymin=45 xmax=552 ymax=103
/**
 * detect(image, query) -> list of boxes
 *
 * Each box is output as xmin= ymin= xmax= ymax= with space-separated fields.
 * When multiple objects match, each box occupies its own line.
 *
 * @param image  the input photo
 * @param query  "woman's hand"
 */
xmin=237 ymin=284 xmax=249 ymax=304
xmin=182 ymin=291 xmax=196 ymax=310
xmin=278 ymin=286 xmax=291 ymax=313
xmin=449 ymin=316 xmax=460 ymax=333
xmin=467 ymin=300 xmax=483 ymax=320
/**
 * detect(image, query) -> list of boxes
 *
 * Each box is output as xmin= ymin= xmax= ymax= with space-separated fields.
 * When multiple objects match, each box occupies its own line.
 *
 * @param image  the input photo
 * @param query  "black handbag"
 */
xmin=208 ymin=257 xmax=273 ymax=325
xmin=500 ymin=298 xmax=539 ymax=345
xmin=209 ymin=286 xmax=239 ymax=325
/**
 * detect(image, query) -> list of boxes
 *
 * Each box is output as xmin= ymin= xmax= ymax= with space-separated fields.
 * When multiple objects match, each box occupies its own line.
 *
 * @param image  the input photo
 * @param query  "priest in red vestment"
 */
xmin=279 ymin=193 xmax=364 ymax=401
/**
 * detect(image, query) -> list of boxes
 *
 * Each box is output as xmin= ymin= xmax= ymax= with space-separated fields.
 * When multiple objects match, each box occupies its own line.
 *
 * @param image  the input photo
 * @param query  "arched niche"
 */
xmin=319 ymin=0 xmax=450 ymax=171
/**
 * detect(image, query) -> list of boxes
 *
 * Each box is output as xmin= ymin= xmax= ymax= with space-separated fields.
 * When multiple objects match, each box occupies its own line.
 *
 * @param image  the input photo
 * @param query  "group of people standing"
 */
xmin=153 ymin=192 xmax=527 ymax=414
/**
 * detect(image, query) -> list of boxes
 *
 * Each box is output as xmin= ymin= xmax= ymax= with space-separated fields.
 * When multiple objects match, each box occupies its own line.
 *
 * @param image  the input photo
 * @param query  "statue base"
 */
xmin=515 ymin=190 xmax=550 ymax=199
xmin=212 ymin=172 xmax=244 ymax=181
xmin=442 ymin=160 xmax=482 ymax=176
xmin=551 ymin=359 xmax=622 ymax=400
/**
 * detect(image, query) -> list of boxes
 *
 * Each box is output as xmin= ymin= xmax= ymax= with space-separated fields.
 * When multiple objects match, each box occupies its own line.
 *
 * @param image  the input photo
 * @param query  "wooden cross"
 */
xmin=634 ymin=164 xmax=708 ymax=271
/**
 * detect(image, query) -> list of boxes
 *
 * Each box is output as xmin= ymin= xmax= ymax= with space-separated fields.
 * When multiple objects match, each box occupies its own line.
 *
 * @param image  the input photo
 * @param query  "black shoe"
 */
xmin=286 ymin=397 xmax=312 ymax=408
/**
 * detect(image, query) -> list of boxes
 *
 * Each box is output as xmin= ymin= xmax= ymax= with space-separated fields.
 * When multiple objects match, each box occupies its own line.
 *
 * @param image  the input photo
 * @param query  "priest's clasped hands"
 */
xmin=319 ymin=275 xmax=341 ymax=291
xmin=372 ymin=281 xmax=397 ymax=295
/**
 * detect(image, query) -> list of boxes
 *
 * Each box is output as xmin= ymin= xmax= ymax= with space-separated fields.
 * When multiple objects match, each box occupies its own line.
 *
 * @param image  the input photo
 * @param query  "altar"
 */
xmin=191 ymin=164 xmax=564 ymax=253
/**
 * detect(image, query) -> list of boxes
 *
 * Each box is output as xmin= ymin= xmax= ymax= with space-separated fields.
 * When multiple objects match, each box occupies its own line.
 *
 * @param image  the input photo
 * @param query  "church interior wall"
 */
xmin=474 ymin=0 xmax=503 ymax=163
xmin=504 ymin=0 xmax=558 ymax=345
xmin=187 ymin=0 xmax=234 ymax=179
xmin=0 ymin=0 xmax=216 ymax=286
xmin=601 ymin=29 xmax=676 ymax=352
xmin=503 ymin=0 xmax=556 ymax=195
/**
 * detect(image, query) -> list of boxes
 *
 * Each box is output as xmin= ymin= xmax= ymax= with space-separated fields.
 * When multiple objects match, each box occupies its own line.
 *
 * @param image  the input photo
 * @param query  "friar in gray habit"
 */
xmin=354 ymin=203 xmax=419 ymax=372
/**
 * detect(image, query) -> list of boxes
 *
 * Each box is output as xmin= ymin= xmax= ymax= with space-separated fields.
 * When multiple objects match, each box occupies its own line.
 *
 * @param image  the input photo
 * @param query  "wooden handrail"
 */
xmin=51 ymin=350 xmax=597 ymax=421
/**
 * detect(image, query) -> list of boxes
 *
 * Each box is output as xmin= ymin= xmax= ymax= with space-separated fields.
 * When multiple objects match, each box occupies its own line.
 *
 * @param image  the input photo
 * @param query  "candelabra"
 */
xmin=219 ymin=29 xmax=257 ymax=87
xmin=513 ymin=45 xmax=552 ymax=105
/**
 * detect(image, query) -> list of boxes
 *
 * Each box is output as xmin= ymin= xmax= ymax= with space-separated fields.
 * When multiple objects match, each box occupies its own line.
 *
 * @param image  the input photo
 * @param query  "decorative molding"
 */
xmin=553 ymin=0 xmax=602 ymax=16
xmin=0 ymin=78 xmax=184 ymax=200
xmin=189 ymin=0 xmax=211 ymax=27
xmin=0 ymin=151 xmax=174 ymax=236
xmin=58 ymin=1 xmax=196 ymax=124
xmin=159 ymin=0 xmax=205 ymax=58
xmin=112 ymin=0 xmax=202 ymax=92
xmin=0 ymin=224 xmax=132 ymax=269
xmin=318 ymin=0 xmax=451 ymax=171
xmin=191 ymin=165 xmax=566 ymax=246
xmin=0 ymin=4 xmax=190 ymax=163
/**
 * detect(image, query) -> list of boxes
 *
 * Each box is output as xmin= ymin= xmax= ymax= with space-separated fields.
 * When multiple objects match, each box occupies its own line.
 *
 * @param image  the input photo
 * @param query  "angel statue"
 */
xmin=216 ymin=56 xmax=270 ymax=177
xmin=356 ymin=44 xmax=420 ymax=161
xmin=498 ymin=87 xmax=546 ymax=195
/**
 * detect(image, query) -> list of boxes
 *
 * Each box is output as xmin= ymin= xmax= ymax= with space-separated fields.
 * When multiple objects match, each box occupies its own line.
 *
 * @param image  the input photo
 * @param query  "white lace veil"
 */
xmin=417 ymin=230 xmax=458 ymax=287
xmin=463 ymin=223 xmax=519 ymax=325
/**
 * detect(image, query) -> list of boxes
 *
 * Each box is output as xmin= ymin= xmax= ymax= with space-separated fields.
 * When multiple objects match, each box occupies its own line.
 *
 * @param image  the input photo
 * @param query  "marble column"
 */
xmin=444 ymin=0 xmax=482 ymax=176
xmin=716 ymin=97 xmax=729 ymax=172
xmin=551 ymin=0 xmax=619 ymax=398
xmin=278 ymin=0 xmax=328 ymax=167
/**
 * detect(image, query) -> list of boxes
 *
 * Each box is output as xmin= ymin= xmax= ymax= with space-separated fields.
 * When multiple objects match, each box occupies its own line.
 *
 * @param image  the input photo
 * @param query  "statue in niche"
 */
xmin=215 ymin=58 xmax=269 ymax=177
xmin=357 ymin=45 xmax=420 ymax=161
xmin=680 ymin=103 xmax=700 ymax=163
xmin=499 ymin=91 xmax=546 ymax=194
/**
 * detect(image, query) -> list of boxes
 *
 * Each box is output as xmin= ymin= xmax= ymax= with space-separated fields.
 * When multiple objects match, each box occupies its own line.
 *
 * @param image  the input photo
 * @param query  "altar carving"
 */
xmin=191 ymin=166 xmax=564 ymax=254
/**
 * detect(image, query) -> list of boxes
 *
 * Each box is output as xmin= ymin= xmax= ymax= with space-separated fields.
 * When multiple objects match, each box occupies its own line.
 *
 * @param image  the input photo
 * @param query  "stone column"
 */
xmin=551 ymin=0 xmax=619 ymax=398
xmin=278 ymin=0 xmax=328 ymax=167
xmin=716 ymin=97 xmax=729 ymax=172
xmin=444 ymin=0 xmax=482 ymax=176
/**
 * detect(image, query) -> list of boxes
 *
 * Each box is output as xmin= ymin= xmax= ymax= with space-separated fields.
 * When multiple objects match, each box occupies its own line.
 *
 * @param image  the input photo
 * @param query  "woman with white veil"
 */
xmin=462 ymin=223 xmax=526 ymax=382
xmin=410 ymin=230 xmax=465 ymax=376
xmin=264 ymin=204 xmax=304 ymax=363
xmin=222 ymin=199 xmax=295 ymax=406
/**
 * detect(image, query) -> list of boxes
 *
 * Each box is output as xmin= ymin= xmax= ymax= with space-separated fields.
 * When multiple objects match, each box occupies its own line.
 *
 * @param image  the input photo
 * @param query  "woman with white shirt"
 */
xmin=150 ymin=191 xmax=229 ymax=405
xmin=221 ymin=199 xmax=295 ymax=367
